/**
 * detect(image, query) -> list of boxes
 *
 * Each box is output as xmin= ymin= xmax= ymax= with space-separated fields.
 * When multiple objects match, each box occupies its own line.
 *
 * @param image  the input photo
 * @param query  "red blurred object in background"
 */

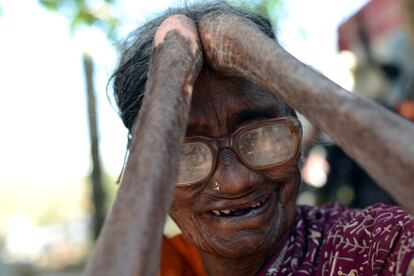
xmin=397 ymin=100 xmax=414 ymax=119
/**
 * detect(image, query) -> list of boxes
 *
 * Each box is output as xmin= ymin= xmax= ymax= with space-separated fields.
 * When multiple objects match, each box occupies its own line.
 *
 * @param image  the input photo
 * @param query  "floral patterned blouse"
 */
xmin=259 ymin=204 xmax=414 ymax=275
xmin=161 ymin=204 xmax=414 ymax=275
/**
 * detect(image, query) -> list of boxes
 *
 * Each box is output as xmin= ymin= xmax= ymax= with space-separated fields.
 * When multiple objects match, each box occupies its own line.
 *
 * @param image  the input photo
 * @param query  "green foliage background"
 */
xmin=229 ymin=0 xmax=284 ymax=26
xmin=38 ymin=0 xmax=284 ymax=41
xmin=39 ymin=0 xmax=119 ymax=40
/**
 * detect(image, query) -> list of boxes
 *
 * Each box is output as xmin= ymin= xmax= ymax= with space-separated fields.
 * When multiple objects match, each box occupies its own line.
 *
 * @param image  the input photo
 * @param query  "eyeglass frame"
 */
xmin=179 ymin=116 xmax=303 ymax=186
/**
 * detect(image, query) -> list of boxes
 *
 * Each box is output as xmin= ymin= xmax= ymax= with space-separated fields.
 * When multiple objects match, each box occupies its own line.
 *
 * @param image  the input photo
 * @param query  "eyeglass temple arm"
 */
xmin=84 ymin=15 xmax=203 ymax=276
xmin=199 ymin=11 xmax=414 ymax=215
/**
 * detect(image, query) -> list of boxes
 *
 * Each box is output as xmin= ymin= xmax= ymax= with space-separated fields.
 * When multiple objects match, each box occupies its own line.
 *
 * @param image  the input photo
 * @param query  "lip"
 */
xmin=211 ymin=193 xmax=273 ymax=222
xmin=199 ymin=189 xmax=277 ymax=223
xmin=206 ymin=191 xmax=271 ymax=212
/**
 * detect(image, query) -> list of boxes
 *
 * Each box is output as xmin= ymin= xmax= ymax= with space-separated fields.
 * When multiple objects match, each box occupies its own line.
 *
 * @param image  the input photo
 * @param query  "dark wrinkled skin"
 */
xmin=85 ymin=11 xmax=414 ymax=276
xmin=199 ymin=11 xmax=414 ymax=215
xmin=170 ymin=70 xmax=300 ymax=275
xmin=84 ymin=15 xmax=203 ymax=276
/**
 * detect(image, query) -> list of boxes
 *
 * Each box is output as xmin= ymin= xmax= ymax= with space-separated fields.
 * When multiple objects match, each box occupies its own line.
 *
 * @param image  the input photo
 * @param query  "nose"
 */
xmin=211 ymin=148 xmax=257 ymax=196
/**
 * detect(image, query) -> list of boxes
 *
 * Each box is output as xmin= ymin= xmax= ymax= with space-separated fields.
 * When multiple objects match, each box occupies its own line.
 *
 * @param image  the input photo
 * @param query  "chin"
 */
xmin=212 ymin=203 xmax=287 ymax=259
xmin=180 ymin=192 xmax=290 ymax=259
xmin=171 ymin=166 xmax=301 ymax=259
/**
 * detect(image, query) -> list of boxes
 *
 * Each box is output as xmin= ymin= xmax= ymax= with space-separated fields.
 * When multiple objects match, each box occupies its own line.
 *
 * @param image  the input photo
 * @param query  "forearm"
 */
xmin=263 ymin=48 xmax=414 ymax=212
xmin=200 ymin=12 xmax=414 ymax=214
xmin=84 ymin=15 xmax=202 ymax=276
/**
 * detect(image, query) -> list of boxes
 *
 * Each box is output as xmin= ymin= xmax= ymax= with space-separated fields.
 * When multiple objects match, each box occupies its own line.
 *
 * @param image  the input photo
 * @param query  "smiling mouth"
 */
xmin=209 ymin=195 xmax=271 ymax=217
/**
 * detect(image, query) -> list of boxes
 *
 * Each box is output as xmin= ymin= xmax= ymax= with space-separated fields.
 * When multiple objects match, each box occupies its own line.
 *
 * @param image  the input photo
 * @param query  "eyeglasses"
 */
xmin=177 ymin=116 xmax=302 ymax=186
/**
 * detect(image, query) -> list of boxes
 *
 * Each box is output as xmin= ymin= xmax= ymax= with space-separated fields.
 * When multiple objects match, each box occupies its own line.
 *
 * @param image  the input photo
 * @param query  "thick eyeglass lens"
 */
xmin=177 ymin=142 xmax=213 ymax=185
xmin=238 ymin=124 xmax=296 ymax=167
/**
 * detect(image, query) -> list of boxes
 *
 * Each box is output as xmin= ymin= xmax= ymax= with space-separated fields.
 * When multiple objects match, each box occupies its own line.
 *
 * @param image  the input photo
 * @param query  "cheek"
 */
xmin=280 ymin=170 xmax=301 ymax=207
xmin=169 ymin=189 xmax=202 ymax=244
xmin=170 ymin=189 xmax=193 ymax=227
xmin=263 ymin=165 xmax=301 ymax=238
xmin=263 ymin=165 xmax=301 ymax=207
xmin=169 ymin=207 xmax=196 ymax=241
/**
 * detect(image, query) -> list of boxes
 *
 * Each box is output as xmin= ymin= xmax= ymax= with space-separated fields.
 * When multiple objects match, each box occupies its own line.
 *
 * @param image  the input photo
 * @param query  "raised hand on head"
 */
xmin=84 ymin=15 xmax=203 ymax=276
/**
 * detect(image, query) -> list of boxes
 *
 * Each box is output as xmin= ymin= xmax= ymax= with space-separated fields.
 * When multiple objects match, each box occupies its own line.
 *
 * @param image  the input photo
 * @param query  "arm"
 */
xmin=199 ymin=11 xmax=414 ymax=214
xmin=84 ymin=15 xmax=203 ymax=276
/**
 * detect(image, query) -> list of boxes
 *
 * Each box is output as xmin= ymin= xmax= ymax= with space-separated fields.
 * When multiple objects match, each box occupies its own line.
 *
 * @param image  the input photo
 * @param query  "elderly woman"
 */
xmin=85 ymin=2 xmax=414 ymax=275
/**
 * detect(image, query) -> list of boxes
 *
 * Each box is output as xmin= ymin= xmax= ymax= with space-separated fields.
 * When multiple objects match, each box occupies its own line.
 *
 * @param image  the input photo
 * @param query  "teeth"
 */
xmin=250 ymin=198 xmax=266 ymax=209
xmin=211 ymin=209 xmax=233 ymax=216
xmin=211 ymin=198 xmax=268 ymax=216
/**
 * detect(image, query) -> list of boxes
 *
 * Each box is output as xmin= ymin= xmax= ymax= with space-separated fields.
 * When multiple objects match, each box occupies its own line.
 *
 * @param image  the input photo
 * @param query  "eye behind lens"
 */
xmin=177 ymin=142 xmax=213 ymax=185
xmin=238 ymin=124 xmax=296 ymax=168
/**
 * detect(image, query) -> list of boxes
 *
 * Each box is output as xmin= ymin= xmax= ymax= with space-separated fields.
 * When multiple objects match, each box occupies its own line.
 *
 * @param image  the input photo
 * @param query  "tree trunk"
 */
xmin=83 ymin=53 xmax=106 ymax=240
xmin=403 ymin=0 xmax=414 ymax=43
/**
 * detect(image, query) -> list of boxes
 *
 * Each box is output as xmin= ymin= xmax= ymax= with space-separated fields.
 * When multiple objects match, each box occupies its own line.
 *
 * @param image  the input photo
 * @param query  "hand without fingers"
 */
xmin=84 ymin=15 xmax=203 ymax=276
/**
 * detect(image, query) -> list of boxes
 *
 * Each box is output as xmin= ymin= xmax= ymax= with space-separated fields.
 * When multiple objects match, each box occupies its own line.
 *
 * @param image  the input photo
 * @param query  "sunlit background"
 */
xmin=2 ymin=0 xmax=414 ymax=275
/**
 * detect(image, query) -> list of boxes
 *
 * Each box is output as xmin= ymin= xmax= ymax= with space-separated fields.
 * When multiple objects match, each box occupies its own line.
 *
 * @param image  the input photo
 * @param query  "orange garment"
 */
xmin=160 ymin=234 xmax=207 ymax=276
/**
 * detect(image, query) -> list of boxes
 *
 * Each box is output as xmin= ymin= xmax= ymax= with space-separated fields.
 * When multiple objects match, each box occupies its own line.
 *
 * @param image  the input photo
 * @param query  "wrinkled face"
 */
xmin=169 ymin=69 xmax=301 ymax=258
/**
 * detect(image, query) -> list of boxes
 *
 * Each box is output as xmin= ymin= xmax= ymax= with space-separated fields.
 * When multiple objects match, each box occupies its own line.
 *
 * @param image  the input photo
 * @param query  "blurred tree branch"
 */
xmin=403 ymin=0 xmax=414 ymax=44
xmin=38 ymin=0 xmax=120 ymax=240
xmin=228 ymin=0 xmax=284 ymax=27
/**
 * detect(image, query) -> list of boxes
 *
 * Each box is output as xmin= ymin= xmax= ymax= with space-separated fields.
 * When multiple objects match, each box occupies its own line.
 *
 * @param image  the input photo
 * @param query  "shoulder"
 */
xmin=160 ymin=235 xmax=206 ymax=276
xmin=298 ymin=203 xmax=414 ymax=232
xmin=307 ymin=203 xmax=414 ymax=275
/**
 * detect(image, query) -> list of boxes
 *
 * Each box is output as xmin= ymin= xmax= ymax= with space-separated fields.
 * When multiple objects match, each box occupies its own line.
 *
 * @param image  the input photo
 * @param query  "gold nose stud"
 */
xmin=213 ymin=180 xmax=220 ymax=191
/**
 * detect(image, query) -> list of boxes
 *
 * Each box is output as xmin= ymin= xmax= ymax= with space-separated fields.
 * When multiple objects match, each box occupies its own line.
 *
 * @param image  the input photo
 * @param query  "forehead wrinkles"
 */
xmin=187 ymin=71 xmax=285 ymax=135
xmin=188 ymin=88 xmax=223 ymax=133
xmin=188 ymin=94 xmax=280 ymax=136
xmin=189 ymin=81 xmax=235 ymax=135
xmin=237 ymin=78 xmax=283 ymax=111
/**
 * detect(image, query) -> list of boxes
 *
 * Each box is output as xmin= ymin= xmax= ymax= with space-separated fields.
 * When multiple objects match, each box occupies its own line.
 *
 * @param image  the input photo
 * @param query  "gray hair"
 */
xmin=111 ymin=1 xmax=276 ymax=131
